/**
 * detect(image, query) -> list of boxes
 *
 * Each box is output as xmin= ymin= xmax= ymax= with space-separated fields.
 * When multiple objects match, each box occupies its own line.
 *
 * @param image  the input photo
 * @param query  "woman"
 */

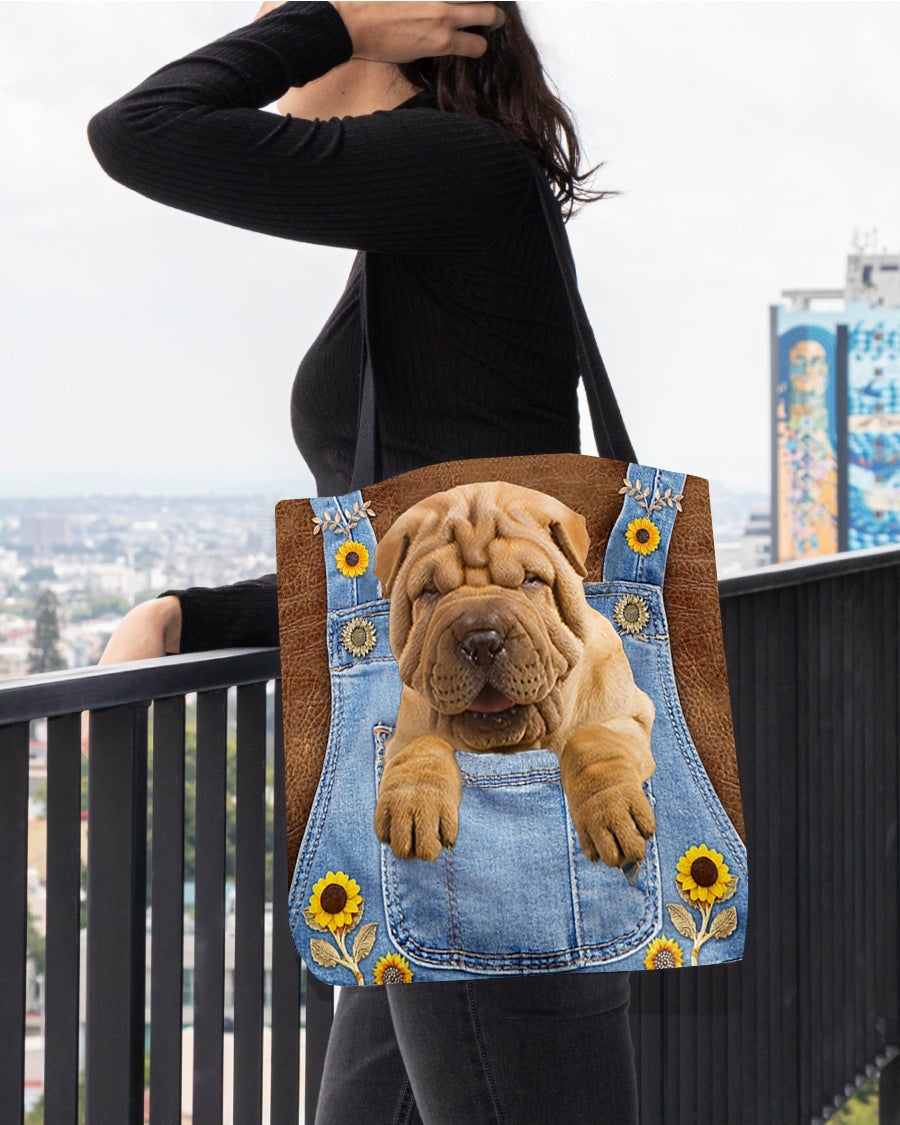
xmin=89 ymin=3 xmax=639 ymax=1121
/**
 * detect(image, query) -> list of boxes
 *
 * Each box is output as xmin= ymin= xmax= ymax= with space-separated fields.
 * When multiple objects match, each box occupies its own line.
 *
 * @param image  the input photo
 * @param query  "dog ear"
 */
xmin=374 ymin=523 xmax=412 ymax=597
xmin=549 ymin=511 xmax=590 ymax=578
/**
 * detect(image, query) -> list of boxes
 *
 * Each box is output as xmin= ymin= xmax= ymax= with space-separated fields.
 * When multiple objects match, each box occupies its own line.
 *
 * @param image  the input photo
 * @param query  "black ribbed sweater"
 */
xmin=87 ymin=1 xmax=587 ymax=651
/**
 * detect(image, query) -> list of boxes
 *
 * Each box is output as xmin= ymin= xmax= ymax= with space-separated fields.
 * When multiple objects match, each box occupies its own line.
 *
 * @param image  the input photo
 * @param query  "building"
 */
xmin=772 ymin=249 xmax=900 ymax=562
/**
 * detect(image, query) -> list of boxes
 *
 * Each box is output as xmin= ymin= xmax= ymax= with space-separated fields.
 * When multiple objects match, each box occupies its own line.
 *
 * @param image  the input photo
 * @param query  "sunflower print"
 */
xmin=341 ymin=616 xmax=377 ymax=658
xmin=308 ymin=871 xmax=363 ymax=932
xmin=643 ymin=935 xmax=684 ymax=970
xmin=613 ymin=593 xmax=651 ymax=635
xmin=373 ymin=952 xmax=415 ymax=985
xmin=335 ymin=540 xmax=370 ymax=578
xmin=625 ymin=517 xmax=661 ymax=556
xmin=675 ymin=844 xmax=731 ymax=905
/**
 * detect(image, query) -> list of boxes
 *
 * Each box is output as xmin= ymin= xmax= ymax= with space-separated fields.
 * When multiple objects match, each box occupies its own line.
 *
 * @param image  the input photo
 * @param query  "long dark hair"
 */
xmin=398 ymin=2 xmax=613 ymax=219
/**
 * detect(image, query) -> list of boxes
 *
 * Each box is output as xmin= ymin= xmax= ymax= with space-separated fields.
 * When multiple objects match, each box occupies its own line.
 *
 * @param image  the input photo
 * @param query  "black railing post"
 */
xmin=84 ymin=703 xmax=148 ymax=1124
xmin=149 ymin=695 xmax=186 ymax=1125
xmin=233 ymin=682 xmax=267 ymax=1123
xmin=0 ymin=721 xmax=29 ymax=1125
xmin=192 ymin=689 xmax=228 ymax=1125
xmin=270 ymin=682 xmax=302 ymax=1124
xmin=304 ymin=973 xmax=334 ymax=1123
xmin=43 ymin=712 xmax=84 ymax=1122
xmin=881 ymin=1052 xmax=900 ymax=1125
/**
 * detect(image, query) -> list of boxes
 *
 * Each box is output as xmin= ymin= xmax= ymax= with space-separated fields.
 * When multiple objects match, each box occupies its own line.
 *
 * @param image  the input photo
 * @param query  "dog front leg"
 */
xmin=375 ymin=736 xmax=462 ymax=861
xmin=559 ymin=717 xmax=656 ymax=870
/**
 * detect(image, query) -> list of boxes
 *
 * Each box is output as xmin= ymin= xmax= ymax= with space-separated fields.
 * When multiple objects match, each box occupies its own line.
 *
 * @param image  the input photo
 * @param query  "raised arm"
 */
xmin=87 ymin=1 xmax=535 ymax=255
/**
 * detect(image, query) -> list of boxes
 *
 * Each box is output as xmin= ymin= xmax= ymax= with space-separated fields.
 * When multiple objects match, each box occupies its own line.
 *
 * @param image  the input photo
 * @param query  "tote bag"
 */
xmin=275 ymin=160 xmax=748 ymax=986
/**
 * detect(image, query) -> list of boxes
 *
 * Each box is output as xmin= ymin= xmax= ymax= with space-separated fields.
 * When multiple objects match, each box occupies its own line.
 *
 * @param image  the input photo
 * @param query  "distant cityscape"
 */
xmin=0 ymin=494 xmax=279 ymax=680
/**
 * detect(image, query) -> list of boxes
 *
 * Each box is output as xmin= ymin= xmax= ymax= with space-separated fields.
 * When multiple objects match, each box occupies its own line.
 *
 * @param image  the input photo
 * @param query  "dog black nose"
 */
xmin=460 ymin=629 xmax=505 ymax=664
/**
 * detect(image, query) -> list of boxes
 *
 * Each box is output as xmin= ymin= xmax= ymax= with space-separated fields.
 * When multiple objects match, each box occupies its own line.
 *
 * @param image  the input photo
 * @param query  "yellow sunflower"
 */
xmin=643 ymin=935 xmax=684 ymax=970
xmin=308 ymin=871 xmax=363 ymax=932
xmin=675 ymin=844 xmax=730 ymax=905
xmin=335 ymin=540 xmax=370 ymax=578
xmin=625 ymin=517 xmax=661 ymax=556
xmin=373 ymin=952 xmax=414 ymax=985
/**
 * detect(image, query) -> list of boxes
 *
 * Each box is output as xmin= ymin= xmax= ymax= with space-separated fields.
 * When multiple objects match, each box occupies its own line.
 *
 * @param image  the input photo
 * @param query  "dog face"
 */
xmin=374 ymin=482 xmax=593 ymax=752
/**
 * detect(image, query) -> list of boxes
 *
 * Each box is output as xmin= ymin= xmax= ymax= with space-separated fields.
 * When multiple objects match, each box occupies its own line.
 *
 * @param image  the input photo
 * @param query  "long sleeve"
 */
xmin=159 ymin=574 xmax=279 ymax=652
xmin=87 ymin=1 xmax=535 ymax=254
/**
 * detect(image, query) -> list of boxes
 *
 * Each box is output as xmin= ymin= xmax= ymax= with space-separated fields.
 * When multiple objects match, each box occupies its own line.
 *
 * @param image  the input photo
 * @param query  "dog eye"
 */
xmin=418 ymin=585 xmax=440 ymax=599
xmin=521 ymin=573 xmax=546 ymax=587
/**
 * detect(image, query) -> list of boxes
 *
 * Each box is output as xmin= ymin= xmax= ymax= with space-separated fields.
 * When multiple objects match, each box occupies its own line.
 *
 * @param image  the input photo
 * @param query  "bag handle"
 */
xmin=349 ymin=158 xmax=637 ymax=490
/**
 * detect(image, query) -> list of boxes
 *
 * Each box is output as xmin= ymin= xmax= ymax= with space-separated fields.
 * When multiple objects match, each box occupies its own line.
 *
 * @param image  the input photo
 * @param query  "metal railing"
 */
xmin=1 ymin=545 xmax=899 ymax=1123
xmin=0 ymin=649 xmax=333 ymax=1125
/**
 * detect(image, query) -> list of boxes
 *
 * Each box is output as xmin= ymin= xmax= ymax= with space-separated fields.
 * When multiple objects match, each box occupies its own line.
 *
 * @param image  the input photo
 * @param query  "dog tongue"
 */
xmin=468 ymin=685 xmax=516 ymax=713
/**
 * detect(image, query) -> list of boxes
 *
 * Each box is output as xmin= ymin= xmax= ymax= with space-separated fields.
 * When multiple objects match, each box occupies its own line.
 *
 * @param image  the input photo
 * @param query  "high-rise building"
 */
xmin=772 ymin=249 xmax=900 ymax=562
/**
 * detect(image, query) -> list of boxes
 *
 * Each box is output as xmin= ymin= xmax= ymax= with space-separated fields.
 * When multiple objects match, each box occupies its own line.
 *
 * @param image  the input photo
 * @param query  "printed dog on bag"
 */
xmin=373 ymin=481 xmax=657 ymax=874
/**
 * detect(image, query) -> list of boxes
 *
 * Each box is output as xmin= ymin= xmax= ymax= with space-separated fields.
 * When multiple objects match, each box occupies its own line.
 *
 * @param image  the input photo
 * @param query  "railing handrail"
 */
xmin=717 ymin=542 xmax=900 ymax=597
xmin=0 ymin=647 xmax=281 ymax=725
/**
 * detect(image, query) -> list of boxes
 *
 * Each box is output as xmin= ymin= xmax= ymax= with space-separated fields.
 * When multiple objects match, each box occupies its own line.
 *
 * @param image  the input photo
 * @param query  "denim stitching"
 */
xmin=565 ymin=789 xmax=585 ymax=948
xmin=287 ymin=672 xmax=345 ymax=932
xmin=392 ymin=1079 xmax=417 ymax=1125
xmin=465 ymin=983 xmax=506 ymax=1124
xmin=384 ymin=856 xmax=660 ymax=971
xmin=653 ymin=632 xmax=749 ymax=871
xmin=443 ymin=846 xmax=461 ymax=957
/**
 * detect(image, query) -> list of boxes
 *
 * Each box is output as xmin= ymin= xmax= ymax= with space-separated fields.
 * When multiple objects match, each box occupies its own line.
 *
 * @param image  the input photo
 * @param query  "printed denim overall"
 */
xmin=288 ymin=464 xmax=749 ymax=985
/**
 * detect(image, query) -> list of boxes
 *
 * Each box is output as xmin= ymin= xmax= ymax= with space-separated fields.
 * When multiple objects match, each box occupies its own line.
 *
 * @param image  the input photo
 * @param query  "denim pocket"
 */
xmin=376 ymin=727 xmax=662 ymax=974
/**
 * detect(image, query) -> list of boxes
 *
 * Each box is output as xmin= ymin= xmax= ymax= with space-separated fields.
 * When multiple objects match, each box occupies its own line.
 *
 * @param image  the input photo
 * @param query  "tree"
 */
xmin=28 ymin=588 xmax=66 ymax=674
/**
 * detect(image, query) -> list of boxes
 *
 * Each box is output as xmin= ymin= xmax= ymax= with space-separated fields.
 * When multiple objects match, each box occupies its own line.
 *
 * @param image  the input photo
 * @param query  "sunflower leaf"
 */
xmin=708 ymin=906 xmax=738 ymax=940
xmin=666 ymin=902 xmax=698 ymax=941
xmin=718 ymin=874 xmax=739 ymax=902
xmin=302 ymin=907 xmax=328 ymax=933
xmin=309 ymin=939 xmax=341 ymax=968
xmin=352 ymin=922 xmax=378 ymax=962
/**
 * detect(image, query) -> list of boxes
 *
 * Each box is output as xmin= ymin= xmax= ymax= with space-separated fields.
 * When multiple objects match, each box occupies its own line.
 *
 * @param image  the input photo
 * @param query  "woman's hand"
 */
xmin=81 ymin=596 xmax=182 ymax=755
xmin=97 ymin=595 xmax=183 ymax=665
xmin=331 ymin=2 xmax=505 ymax=62
xmin=256 ymin=1 xmax=505 ymax=60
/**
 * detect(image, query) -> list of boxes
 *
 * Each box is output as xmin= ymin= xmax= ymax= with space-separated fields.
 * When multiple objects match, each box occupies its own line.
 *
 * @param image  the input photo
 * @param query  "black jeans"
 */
xmin=315 ymin=973 xmax=638 ymax=1125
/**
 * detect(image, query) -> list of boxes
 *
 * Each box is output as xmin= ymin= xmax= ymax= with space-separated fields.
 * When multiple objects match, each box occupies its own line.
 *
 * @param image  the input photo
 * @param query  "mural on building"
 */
xmin=845 ymin=306 xmax=900 ymax=549
xmin=774 ymin=312 xmax=840 ymax=560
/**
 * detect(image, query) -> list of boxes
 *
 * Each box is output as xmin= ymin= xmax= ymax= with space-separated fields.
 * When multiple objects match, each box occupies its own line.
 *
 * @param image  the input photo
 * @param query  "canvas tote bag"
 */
xmin=275 ymin=160 xmax=748 ymax=986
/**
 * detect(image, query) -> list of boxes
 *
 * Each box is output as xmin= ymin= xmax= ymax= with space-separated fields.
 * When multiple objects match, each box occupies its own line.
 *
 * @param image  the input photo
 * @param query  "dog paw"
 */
xmin=374 ymin=779 xmax=459 ymax=862
xmin=569 ymin=776 xmax=656 ymax=868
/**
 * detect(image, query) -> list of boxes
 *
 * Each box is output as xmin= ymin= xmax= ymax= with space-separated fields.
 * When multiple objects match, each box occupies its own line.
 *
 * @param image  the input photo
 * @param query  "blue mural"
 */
xmin=845 ymin=304 xmax=900 ymax=549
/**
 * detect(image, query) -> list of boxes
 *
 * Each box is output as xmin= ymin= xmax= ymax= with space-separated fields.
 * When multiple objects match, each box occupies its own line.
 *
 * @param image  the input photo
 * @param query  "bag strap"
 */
xmin=349 ymin=158 xmax=637 ymax=490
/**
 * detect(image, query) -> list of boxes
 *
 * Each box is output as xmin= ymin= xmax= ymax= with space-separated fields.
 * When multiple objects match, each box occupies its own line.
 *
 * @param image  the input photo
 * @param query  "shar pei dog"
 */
xmin=372 ymin=481 xmax=657 ymax=880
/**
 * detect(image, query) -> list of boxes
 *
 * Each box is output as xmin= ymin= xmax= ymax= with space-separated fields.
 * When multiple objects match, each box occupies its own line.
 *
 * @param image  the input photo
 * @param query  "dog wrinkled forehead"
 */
xmin=374 ymin=481 xmax=590 ymax=595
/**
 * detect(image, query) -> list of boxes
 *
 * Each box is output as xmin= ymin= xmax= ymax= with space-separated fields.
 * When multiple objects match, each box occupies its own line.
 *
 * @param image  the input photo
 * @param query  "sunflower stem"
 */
xmin=691 ymin=902 xmax=714 ymax=966
xmin=334 ymin=929 xmax=364 ymax=986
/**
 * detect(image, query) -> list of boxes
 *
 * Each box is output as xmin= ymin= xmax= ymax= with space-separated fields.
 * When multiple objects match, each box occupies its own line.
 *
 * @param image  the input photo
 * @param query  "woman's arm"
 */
xmin=87 ymin=2 xmax=534 ymax=255
xmin=159 ymin=574 xmax=280 ymax=652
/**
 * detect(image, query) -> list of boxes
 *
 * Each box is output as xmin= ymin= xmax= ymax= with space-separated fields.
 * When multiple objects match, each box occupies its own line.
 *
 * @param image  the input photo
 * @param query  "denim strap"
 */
xmin=601 ymin=462 xmax=687 ymax=587
xmin=310 ymin=490 xmax=381 ymax=612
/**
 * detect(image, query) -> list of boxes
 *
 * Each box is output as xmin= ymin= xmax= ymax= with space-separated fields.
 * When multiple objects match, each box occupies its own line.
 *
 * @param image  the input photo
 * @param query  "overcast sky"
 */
xmin=2 ymin=1 xmax=899 ymax=498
